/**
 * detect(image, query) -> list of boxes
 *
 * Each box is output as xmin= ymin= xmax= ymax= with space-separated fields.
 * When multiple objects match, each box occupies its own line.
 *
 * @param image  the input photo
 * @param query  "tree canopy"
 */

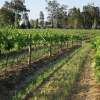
xmin=0 ymin=0 xmax=100 ymax=29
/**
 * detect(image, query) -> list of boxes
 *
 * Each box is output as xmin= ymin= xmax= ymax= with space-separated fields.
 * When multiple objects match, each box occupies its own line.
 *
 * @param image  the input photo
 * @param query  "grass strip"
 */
xmin=13 ymin=44 xmax=89 ymax=100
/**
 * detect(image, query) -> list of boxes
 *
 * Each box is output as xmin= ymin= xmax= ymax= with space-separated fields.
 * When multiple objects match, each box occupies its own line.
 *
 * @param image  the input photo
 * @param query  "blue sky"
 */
xmin=0 ymin=0 xmax=100 ymax=20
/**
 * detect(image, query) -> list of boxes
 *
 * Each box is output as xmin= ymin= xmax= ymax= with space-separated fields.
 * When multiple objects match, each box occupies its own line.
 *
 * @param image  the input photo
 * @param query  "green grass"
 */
xmin=28 ymin=43 xmax=91 ymax=100
xmin=12 ymin=47 xmax=79 ymax=100
xmin=13 ymin=43 xmax=91 ymax=100
xmin=91 ymin=36 xmax=100 ymax=82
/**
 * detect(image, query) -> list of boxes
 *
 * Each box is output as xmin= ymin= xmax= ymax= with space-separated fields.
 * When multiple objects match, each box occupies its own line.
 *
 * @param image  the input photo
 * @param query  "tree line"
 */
xmin=0 ymin=0 xmax=100 ymax=29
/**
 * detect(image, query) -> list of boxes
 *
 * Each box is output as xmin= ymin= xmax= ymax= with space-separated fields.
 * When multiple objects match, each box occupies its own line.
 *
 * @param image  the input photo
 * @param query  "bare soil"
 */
xmin=70 ymin=52 xmax=100 ymax=100
xmin=0 ymin=46 xmax=78 ymax=100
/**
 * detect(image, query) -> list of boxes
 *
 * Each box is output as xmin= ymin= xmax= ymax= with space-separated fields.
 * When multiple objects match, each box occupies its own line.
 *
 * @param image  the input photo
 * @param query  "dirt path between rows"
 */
xmin=70 ymin=52 xmax=100 ymax=100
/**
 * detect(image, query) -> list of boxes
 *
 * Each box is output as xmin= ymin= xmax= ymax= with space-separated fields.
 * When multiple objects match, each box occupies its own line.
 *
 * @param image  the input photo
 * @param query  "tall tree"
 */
xmin=39 ymin=11 xmax=44 ymax=28
xmin=2 ymin=0 xmax=29 ymax=28
xmin=91 ymin=6 xmax=99 ymax=29
xmin=46 ymin=0 xmax=67 ymax=28
xmin=19 ymin=13 xmax=30 ymax=28
xmin=83 ymin=4 xmax=100 ymax=29
xmin=30 ymin=19 xmax=35 ymax=28
xmin=34 ymin=19 xmax=39 ymax=28
xmin=67 ymin=7 xmax=82 ymax=29
xmin=0 ymin=7 xmax=15 ymax=27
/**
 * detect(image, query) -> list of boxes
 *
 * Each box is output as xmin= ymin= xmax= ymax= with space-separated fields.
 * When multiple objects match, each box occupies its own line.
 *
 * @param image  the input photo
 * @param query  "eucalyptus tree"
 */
xmin=68 ymin=7 xmax=82 ymax=29
xmin=39 ymin=11 xmax=45 ymax=28
xmin=0 ymin=7 xmax=15 ymax=27
xmin=19 ymin=13 xmax=30 ymax=29
xmin=83 ymin=4 xmax=100 ymax=29
xmin=56 ymin=5 xmax=67 ymax=28
xmin=46 ymin=0 xmax=59 ymax=28
xmin=34 ymin=19 xmax=39 ymax=28
xmin=83 ymin=5 xmax=93 ymax=28
xmin=3 ymin=0 xmax=29 ymax=28
xmin=30 ymin=19 xmax=35 ymax=28
xmin=91 ymin=6 xmax=99 ymax=29
xmin=45 ymin=0 xmax=67 ymax=28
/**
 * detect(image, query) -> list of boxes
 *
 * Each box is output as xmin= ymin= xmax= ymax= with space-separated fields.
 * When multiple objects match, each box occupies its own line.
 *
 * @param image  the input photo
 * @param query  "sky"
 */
xmin=0 ymin=0 xmax=100 ymax=20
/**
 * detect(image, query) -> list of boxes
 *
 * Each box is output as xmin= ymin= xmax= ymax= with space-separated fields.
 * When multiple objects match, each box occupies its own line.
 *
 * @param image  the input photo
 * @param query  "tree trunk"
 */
xmin=92 ymin=18 xmax=97 ymax=29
